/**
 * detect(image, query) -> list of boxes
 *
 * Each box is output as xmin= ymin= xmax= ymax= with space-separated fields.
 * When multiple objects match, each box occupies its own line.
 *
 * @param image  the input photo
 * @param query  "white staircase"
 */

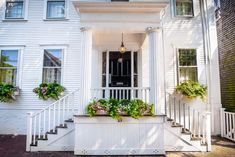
xmin=165 ymin=94 xmax=211 ymax=152
xmin=26 ymin=90 xmax=212 ymax=152
xmin=26 ymin=89 xmax=79 ymax=152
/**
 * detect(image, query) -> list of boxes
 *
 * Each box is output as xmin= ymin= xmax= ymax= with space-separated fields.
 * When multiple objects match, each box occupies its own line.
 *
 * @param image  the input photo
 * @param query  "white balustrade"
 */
xmin=91 ymin=87 xmax=150 ymax=103
xmin=166 ymin=93 xmax=211 ymax=151
xmin=26 ymin=89 xmax=79 ymax=151
xmin=220 ymin=108 xmax=235 ymax=142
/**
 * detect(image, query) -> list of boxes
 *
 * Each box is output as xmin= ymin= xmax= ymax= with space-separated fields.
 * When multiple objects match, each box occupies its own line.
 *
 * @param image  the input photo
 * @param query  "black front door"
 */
xmin=109 ymin=51 xmax=131 ymax=87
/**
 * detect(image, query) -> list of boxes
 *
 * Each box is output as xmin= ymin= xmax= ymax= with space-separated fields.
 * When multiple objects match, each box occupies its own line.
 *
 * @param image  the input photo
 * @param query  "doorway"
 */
xmin=102 ymin=51 xmax=138 ymax=88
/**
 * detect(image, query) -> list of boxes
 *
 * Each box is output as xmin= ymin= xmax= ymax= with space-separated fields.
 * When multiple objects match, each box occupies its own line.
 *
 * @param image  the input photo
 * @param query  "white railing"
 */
xmin=220 ymin=108 xmax=235 ymax=142
xmin=91 ymin=87 xmax=150 ymax=102
xmin=26 ymin=89 xmax=79 ymax=151
xmin=166 ymin=94 xmax=211 ymax=151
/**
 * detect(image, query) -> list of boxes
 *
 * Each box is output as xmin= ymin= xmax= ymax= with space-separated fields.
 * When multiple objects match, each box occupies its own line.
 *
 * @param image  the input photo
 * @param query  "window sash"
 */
xmin=5 ymin=1 xmax=24 ymax=19
xmin=177 ymin=48 xmax=198 ymax=83
xmin=42 ymin=49 xmax=63 ymax=84
xmin=175 ymin=0 xmax=193 ymax=16
xmin=46 ymin=1 xmax=65 ymax=19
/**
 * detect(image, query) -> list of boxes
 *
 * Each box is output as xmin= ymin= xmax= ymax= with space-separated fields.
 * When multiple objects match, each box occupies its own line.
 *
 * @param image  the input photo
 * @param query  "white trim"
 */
xmin=0 ymin=46 xmax=24 ymax=88
xmin=40 ymin=45 xmax=67 ymax=85
xmin=2 ymin=0 xmax=29 ymax=21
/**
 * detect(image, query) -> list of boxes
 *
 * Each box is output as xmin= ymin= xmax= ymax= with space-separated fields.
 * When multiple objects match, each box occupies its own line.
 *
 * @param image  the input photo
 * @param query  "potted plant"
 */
xmin=0 ymin=83 xmax=19 ymax=103
xmin=86 ymin=98 xmax=155 ymax=122
xmin=33 ymin=83 xmax=65 ymax=100
xmin=175 ymin=81 xmax=207 ymax=103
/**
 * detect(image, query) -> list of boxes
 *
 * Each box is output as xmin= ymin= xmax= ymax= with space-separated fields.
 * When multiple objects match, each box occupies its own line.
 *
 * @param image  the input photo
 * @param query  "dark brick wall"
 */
xmin=217 ymin=0 xmax=235 ymax=111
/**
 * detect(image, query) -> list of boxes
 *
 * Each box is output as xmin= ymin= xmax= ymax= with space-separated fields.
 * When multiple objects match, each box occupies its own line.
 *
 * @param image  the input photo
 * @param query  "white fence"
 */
xmin=91 ymin=87 xmax=150 ymax=102
xmin=220 ymin=108 xmax=235 ymax=142
xmin=166 ymin=94 xmax=211 ymax=151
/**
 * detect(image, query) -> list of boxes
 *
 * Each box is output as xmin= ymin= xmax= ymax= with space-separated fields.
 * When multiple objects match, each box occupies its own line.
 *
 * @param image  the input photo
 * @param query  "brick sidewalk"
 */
xmin=0 ymin=135 xmax=234 ymax=157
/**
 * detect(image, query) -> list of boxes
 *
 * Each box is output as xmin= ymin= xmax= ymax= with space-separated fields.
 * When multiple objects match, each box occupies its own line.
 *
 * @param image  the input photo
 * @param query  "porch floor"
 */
xmin=0 ymin=135 xmax=234 ymax=157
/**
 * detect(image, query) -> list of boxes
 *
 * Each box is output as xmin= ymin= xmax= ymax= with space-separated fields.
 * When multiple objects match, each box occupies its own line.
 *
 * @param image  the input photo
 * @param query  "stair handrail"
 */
xmin=26 ymin=88 xmax=79 ymax=151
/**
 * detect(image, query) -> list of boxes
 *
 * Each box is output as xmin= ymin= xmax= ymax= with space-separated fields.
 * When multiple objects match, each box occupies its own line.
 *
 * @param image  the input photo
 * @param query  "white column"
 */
xmin=80 ymin=27 xmax=92 ymax=114
xmin=147 ymin=27 xmax=165 ymax=115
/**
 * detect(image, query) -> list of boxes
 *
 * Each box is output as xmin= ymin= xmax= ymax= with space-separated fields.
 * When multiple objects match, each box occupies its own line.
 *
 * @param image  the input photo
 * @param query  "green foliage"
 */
xmin=0 ymin=83 xmax=17 ymax=103
xmin=176 ymin=81 xmax=207 ymax=100
xmin=33 ymin=83 xmax=65 ymax=100
xmin=86 ymin=98 xmax=155 ymax=121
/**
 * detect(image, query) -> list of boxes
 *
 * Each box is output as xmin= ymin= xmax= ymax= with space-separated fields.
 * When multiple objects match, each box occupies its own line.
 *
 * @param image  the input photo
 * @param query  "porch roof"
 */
xmin=73 ymin=1 xmax=169 ymax=14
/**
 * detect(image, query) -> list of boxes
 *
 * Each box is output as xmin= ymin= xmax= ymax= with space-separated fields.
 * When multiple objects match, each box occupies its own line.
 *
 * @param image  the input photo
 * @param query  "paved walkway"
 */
xmin=0 ymin=135 xmax=234 ymax=157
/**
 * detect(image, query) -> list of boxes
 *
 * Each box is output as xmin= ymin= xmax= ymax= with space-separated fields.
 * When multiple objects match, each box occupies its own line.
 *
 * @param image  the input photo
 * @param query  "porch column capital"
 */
xmin=146 ymin=27 xmax=161 ymax=34
xmin=80 ymin=27 xmax=92 ymax=32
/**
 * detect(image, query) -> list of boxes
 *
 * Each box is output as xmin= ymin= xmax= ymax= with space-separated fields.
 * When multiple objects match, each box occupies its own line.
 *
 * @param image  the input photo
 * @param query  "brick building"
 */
xmin=217 ymin=0 xmax=235 ymax=111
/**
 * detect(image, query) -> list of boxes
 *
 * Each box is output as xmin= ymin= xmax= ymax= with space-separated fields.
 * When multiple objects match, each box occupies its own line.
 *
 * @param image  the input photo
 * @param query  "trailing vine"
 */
xmin=33 ymin=83 xmax=65 ymax=100
xmin=86 ymin=98 xmax=155 ymax=121
xmin=0 ymin=83 xmax=18 ymax=103
xmin=176 ymin=81 xmax=207 ymax=100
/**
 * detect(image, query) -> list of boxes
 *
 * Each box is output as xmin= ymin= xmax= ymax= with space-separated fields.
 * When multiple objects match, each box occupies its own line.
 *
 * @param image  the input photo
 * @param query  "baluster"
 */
xmin=63 ymin=98 xmax=65 ymax=126
xmin=188 ymin=106 xmax=191 ymax=132
xmin=193 ymin=109 xmax=196 ymax=138
xmin=169 ymin=95 xmax=172 ymax=120
xmin=183 ymin=103 xmax=186 ymax=132
xmin=229 ymin=113 xmax=232 ymax=138
xmin=178 ymin=99 xmax=181 ymax=125
xmin=118 ymin=89 xmax=121 ymax=100
xmin=198 ymin=112 xmax=200 ymax=138
xmin=226 ymin=112 xmax=229 ymax=137
xmin=202 ymin=115 xmax=206 ymax=144
xmin=173 ymin=97 xmax=176 ymax=125
xmin=38 ymin=113 xmax=41 ymax=139
xmin=48 ymin=106 xmax=51 ymax=132
xmin=131 ymin=88 xmax=134 ymax=100
xmin=58 ymin=101 xmax=60 ymax=126
xmin=145 ymin=89 xmax=147 ymax=102
xmin=53 ymin=104 xmax=56 ymax=132
xmin=72 ymin=93 xmax=75 ymax=116
xmin=115 ymin=89 xmax=117 ymax=99
xmin=43 ymin=111 xmax=46 ymax=139
xmin=33 ymin=117 xmax=36 ymax=145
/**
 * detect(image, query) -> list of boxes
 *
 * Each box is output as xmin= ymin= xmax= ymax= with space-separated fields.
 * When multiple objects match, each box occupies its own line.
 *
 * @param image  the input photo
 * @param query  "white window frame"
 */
xmin=176 ymin=48 xmax=198 ymax=84
xmin=40 ymin=45 xmax=66 ymax=85
xmin=171 ymin=0 xmax=195 ymax=18
xmin=0 ymin=46 xmax=24 ymax=88
xmin=43 ymin=0 xmax=68 ymax=20
xmin=2 ymin=0 xmax=29 ymax=21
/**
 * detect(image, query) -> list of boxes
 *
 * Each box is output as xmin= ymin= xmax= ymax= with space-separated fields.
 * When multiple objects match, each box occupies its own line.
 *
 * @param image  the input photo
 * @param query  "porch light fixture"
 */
xmin=119 ymin=33 xmax=126 ymax=54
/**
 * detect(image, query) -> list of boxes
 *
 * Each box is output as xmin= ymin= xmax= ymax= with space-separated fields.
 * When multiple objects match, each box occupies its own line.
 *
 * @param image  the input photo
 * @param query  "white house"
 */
xmin=0 ymin=0 xmax=222 ymax=155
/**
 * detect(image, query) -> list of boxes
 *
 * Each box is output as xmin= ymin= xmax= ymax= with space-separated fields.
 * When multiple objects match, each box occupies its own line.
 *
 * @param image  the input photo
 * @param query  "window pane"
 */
xmin=176 ymin=0 xmax=193 ymax=16
xmin=179 ymin=49 xmax=196 ymax=66
xmin=5 ymin=1 xmax=24 ymax=18
xmin=43 ymin=68 xmax=61 ymax=83
xmin=47 ymin=1 xmax=65 ymax=18
xmin=43 ymin=49 xmax=62 ymax=67
xmin=0 ymin=50 xmax=18 ymax=67
xmin=0 ymin=69 xmax=17 ymax=85
xmin=179 ymin=67 xmax=198 ymax=82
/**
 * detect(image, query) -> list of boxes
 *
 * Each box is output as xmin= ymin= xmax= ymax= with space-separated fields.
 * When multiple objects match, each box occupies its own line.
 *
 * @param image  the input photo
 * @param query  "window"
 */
xmin=5 ymin=0 xmax=24 ymax=19
xmin=177 ymin=49 xmax=198 ymax=83
xmin=42 ymin=49 xmax=63 ymax=83
xmin=0 ymin=50 xmax=19 ymax=85
xmin=174 ymin=0 xmax=194 ymax=17
xmin=46 ymin=0 xmax=65 ymax=19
